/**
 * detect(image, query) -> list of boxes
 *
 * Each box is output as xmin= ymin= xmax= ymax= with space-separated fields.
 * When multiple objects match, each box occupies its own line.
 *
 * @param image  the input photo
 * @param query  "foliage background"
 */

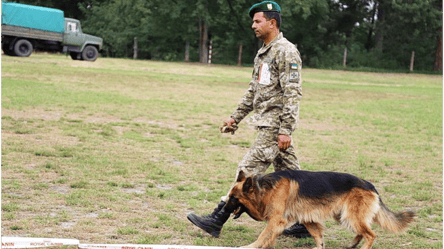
xmin=9 ymin=0 xmax=443 ymax=71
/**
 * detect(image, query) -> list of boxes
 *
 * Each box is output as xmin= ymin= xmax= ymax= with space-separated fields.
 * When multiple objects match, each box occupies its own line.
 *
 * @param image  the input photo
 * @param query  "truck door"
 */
xmin=64 ymin=20 xmax=84 ymax=48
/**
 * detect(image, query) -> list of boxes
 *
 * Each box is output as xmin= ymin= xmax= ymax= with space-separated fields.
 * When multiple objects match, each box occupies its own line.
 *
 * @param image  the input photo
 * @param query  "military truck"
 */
xmin=1 ymin=1 xmax=103 ymax=61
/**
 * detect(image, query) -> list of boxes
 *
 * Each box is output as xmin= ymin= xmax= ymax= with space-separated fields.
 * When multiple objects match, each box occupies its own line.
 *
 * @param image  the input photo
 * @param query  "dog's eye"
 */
xmin=229 ymin=196 xmax=239 ymax=203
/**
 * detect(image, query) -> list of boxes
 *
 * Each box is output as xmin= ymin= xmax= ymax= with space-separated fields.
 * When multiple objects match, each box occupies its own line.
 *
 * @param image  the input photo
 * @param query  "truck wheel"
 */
xmin=14 ymin=39 xmax=33 ymax=57
xmin=81 ymin=46 xmax=98 ymax=62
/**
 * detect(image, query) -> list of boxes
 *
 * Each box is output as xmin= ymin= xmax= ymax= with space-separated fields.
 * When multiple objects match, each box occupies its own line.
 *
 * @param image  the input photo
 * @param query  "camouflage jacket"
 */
xmin=231 ymin=32 xmax=302 ymax=136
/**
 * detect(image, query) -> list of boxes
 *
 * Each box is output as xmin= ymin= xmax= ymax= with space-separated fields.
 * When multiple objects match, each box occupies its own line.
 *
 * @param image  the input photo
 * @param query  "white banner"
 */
xmin=1 ymin=237 xmax=80 ymax=248
xmin=1 ymin=237 xmax=245 ymax=249
xmin=79 ymin=244 xmax=240 ymax=249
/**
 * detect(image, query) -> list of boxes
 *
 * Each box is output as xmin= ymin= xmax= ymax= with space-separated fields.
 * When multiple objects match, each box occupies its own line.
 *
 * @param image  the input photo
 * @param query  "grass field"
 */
xmin=1 ymin=53 xmax=442 ymax=248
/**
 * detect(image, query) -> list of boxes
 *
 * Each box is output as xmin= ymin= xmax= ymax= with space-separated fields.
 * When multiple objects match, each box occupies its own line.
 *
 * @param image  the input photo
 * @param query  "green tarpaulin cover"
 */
xmin=1 ymin=1 xmax=65 ymax=33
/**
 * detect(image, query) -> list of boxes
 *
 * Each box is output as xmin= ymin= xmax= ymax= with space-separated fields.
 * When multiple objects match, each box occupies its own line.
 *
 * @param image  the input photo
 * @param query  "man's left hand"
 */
xmin=278 ymin=134 xmax=291 ymax=151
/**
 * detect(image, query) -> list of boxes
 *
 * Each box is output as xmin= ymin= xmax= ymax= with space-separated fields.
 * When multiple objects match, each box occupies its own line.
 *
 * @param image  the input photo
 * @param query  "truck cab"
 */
xmin=64 ymin=18 xmax=102 ymax=61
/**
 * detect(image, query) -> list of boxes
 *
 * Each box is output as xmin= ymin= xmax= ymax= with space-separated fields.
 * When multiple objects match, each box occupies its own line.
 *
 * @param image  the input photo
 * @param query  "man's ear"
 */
xmin=237 ymin=170 xmax=246 ymax=182
xmin=269 ymin=18 xmax=277 ymax=28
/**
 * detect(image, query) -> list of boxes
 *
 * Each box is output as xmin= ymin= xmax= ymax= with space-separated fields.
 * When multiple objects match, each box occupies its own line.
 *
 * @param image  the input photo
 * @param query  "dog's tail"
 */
xmin=374 ymin=198 xmax=414 ymax=233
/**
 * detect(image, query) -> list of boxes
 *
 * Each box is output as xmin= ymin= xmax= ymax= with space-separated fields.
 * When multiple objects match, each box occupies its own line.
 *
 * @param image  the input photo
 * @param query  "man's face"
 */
xmin=251 ymin=12 xmax=272 ymax=40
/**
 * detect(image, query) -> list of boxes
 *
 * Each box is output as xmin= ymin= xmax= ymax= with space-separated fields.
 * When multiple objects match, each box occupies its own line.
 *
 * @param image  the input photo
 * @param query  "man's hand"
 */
xmin=278 ymin=134 xmax=291 ymax=151
xmin=220 ymin=118 xmax=238 ymax=135
xmin=224 ymin=118 xmax=236 ymax=127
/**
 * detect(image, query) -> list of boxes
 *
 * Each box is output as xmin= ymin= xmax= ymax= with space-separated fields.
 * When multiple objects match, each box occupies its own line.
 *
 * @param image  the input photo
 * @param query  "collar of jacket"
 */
xmin=257 ymin=32 xmax=283 ymax=56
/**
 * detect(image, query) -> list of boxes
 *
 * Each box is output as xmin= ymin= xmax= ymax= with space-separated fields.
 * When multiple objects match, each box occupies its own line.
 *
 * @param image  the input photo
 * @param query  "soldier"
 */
xmin=187 ymin=0 xmax=310 ymax=239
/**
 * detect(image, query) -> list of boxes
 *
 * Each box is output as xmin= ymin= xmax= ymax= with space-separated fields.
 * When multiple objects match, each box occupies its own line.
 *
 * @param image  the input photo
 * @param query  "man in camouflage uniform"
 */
xmin=187 ymin=0 xmax=309 ymax=239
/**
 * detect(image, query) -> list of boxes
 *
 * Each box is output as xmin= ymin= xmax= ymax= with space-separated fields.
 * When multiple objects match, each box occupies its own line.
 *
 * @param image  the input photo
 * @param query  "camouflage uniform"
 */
xmin=222 ymin=32 xmax=302 ymax=202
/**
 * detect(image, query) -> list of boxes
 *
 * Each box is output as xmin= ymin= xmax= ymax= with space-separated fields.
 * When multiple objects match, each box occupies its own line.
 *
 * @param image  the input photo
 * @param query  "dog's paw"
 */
xmin=311 ymin=246 xmax=325 ymax=249
xmin=240 ymin=242 xmax=259 ymax=248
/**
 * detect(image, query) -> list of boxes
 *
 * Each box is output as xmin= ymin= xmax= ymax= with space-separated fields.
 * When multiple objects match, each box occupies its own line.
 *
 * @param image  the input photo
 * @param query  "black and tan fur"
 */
xmin=225 ymin=170 xmax=414 ymax=249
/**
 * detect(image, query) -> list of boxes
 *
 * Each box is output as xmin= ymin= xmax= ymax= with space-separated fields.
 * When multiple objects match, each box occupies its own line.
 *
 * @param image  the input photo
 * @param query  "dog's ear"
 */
xmin=237 ymin=170 xmax=246 ymax=182
xmin=242 ymin=176 xmax=253 ymax=193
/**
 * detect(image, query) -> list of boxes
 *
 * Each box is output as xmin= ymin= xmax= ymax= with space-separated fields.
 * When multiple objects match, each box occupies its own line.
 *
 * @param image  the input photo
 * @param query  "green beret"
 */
xmin=249 ymin=1 xmax=281 ymax=19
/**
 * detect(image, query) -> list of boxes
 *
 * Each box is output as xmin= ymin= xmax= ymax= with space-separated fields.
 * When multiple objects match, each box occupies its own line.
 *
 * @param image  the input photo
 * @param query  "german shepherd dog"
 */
xmin=224 ymin=170 xmax=414 ymax=249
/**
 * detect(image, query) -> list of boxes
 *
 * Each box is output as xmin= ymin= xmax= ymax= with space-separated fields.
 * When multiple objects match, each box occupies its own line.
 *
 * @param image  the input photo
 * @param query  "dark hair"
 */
xmin=263 ymin=11 xmax=281 ymax=28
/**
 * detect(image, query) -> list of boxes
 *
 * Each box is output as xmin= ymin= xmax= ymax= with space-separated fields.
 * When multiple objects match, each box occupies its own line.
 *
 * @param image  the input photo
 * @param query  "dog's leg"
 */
xmin=302 ymin=222 xmax=325 ymax=249
xmin=243 ymin=218 xmax=287 ymax=248
xmin=347 ymin=235 xmax=363 ymax=248
xmin=357 ymin=228 xmax=376 ymax=249
xmin=345 ymin=226 xmax=375 ymax=249
xmin=346 ymin=213 xmax=376 ymax=248
xmin=344 ymin=189 xmax=378 ymax=249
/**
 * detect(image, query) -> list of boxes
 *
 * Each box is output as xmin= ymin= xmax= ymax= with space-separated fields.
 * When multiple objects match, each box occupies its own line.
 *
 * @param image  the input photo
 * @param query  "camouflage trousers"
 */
xmin=221 ymin=127 xmax=300 ymax=202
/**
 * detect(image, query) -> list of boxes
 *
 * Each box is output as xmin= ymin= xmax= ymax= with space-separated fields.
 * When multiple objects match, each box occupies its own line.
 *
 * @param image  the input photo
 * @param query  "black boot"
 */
xmin=282 ymin=223 xmax=312 ymax=238
xmin=187 ymin=201 xmax=230 ymax=238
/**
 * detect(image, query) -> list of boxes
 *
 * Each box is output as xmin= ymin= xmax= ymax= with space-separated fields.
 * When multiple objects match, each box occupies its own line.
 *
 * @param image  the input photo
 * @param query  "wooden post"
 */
xmin=133 ymin=37 xmax=137 ymax=59
xmin=237 ymin=44 xmax=243 ymax=66
xmin=343 ymin=48 xmax=347 ymax=67
xmin=184 ymin=41 xmax=190 ymax=62
xmin=410 ymin=51 xmax=415 ymax=71
xmin=208 ymin=40 xmax=212 ymax=64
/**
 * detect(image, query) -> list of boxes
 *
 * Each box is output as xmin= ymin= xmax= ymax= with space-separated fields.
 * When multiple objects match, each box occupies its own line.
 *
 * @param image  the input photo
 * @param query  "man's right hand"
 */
xmin=224 ymin=118 xmax=236 ymax=127
xmin=221 ymin=118 xmax=238 ymax=135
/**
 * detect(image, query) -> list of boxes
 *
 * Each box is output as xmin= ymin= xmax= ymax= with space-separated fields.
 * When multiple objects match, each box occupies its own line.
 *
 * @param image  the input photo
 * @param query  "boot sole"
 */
xmin=187 ymin=213 xmax=221 ymax=238
xmin=282 ymin=228 xmax=312 ymax=238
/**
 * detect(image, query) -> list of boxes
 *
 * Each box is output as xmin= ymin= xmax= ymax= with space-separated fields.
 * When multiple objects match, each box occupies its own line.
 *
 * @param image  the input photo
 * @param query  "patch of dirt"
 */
xmin=120 ymin=187 xmax=146 ymax=194
xmin=2 ymin=108 xmax=63 ymax=121
xmin=113 ymin=126 xmax=131 ymax=135
xmin=156 ymin=184 xmax=173 ymax=190
xmin=50 ymin=186 xmax=70 ymax=194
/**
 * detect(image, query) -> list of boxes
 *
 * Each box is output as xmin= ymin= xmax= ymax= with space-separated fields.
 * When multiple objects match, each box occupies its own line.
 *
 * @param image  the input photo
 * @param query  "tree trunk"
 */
xmin=237 ymin=44 xmax=243 ymax=66
xmin=433 ymin=1 xmax=442 ymax=71
xmin=365 ymin=2 xmax=378 ymax=51
xmin=199 ymin=19 xmax=209 ymax=64
xmin=433 ymin=28 xmax=442 ymax=71
xmin=375 ymin=5 xmax=385 ymax=52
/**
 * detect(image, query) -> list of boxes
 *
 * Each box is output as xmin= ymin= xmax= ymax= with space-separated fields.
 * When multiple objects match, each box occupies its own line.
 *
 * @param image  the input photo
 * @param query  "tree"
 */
xmin=79 ymin=0 xmax=151 ymax=58
xmin=207 ymin=0 xmax=258 ymax=65
xmin=372 ymin=0 xmax=442 ymax=70
xmin=433 ymin=0 xmax=442 ymax=71
xmin=12 ymin=0 xmax=97 ymax=19
xmin=16 ymin=0 xmax=438 ymax=71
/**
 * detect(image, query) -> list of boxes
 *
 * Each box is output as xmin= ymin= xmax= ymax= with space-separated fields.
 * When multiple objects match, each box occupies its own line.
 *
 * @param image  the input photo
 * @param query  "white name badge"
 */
xmin=258 ymin=63 xmax=271 ymax=85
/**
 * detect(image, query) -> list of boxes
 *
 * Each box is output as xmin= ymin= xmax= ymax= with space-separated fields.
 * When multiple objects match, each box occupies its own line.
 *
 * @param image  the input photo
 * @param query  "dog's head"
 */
xmin=227 ymin=170 xmax=265 ymax=221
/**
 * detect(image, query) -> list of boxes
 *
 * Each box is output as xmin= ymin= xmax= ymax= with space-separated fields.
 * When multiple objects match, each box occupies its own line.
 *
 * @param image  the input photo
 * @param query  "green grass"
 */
xmin=1 ymin=53 xmax=442 ymax=248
